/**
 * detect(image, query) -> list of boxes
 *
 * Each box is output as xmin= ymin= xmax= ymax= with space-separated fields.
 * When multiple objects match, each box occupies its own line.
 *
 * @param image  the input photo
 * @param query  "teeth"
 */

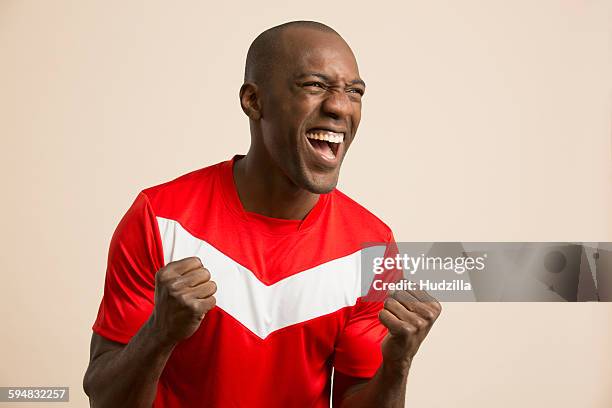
xmin=306 ymin=131 xmax=344 ymax=144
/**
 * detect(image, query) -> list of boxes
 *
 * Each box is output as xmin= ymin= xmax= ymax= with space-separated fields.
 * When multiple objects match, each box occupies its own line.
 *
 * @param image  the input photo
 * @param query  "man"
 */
xmin=83 ymin=21 xmax=441 ymax=407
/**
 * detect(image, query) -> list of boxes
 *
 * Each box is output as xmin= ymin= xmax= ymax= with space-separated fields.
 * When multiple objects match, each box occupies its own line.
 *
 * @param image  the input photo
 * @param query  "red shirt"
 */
xmin=92 ymin=156 xmax=396 ymax=407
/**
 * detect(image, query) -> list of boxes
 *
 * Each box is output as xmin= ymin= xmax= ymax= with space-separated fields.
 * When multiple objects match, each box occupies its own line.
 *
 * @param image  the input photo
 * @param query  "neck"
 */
xmin=233 ymin=150 xmax=319 ymax=221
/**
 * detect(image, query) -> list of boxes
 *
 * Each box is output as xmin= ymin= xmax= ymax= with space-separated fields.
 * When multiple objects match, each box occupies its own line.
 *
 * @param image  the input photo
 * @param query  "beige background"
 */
xmin=1 ymin=1 xmax=611 ymax=407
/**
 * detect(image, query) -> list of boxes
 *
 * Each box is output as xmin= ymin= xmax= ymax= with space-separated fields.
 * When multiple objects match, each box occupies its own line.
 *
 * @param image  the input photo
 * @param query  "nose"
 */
xmin=321 ymin=90 xmax=352 ymax=120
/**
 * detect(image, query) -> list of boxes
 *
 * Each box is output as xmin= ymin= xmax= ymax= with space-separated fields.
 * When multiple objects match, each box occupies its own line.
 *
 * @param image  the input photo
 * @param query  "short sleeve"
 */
xmin=333 ymin=233 xmax=402 ymax=378
xmin=92 ymin=192 xmax=165 ymax=344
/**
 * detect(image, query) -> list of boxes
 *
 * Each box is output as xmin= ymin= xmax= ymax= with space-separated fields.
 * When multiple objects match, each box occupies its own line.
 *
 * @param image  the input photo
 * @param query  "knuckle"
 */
xmin=155 ymin=267 xmax=168 ymax=282
xmin=207 ymin=296 xmax=217 ymax=309
xmin=168 ymin=277 xmax=183 ymax=290
xmin=430 ymin=304 xmax=441 ymax=317
xmin=200 ymin=298 xmax=215 ymax=314
xmin=170 ymin=257 xmax=201 ymax=272
xmin=383 ymin=297 xmax=394 ymax=308
xmin=167 ymin=259 xmax=183 ymax=269
xmin=193 ymin=302 xmax=206 ymax=317
xmin=189 ymin=257 xmax=203 ymax=270
xmin=401 ymin=324 xmax=416 ymax=336
xmin=423 ymin=310 xmax=436 ymax=321
xmin=177 ymin=292 xmax=191 ymax=307
xmin=209 ymin=280 xmax=218 ymax=294
xmin=391 ymin=290 xmax=404 ymax=301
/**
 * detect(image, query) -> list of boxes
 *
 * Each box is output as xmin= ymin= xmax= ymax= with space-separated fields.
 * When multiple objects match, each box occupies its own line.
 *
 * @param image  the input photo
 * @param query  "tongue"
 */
xmin=310 ymin=139 xmax=335 ymax=159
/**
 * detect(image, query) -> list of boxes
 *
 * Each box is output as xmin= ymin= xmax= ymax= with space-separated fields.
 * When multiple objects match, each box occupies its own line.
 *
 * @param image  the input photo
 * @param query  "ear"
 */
xmin=239 ymin=82 xmax=262 ymax=120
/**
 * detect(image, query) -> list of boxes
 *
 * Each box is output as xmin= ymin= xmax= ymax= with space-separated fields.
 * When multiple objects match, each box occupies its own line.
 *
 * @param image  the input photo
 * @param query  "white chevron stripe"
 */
xmin=156 ymin=217 xmax=385 ymax=339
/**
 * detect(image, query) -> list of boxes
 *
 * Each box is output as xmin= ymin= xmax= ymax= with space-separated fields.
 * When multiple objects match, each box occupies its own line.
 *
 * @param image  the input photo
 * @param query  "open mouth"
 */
xmin=305 ymin=129 xmax=345 ymax=161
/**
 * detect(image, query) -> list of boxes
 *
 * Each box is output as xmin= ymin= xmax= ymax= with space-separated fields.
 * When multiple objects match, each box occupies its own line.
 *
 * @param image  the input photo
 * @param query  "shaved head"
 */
xmin=244 ymin=21 xmax=342 ymax=84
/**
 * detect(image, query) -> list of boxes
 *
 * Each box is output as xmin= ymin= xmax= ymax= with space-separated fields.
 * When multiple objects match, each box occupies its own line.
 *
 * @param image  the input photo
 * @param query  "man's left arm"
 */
xmin=333 ymin=289 xmax=442 ymax=408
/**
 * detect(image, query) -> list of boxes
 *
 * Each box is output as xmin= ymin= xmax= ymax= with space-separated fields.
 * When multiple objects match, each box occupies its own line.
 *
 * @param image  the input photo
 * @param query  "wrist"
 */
xmin=381 ymin=358 xmax=412 ymax=379
xmin=144 ymin=314 xmax=178 ymax=351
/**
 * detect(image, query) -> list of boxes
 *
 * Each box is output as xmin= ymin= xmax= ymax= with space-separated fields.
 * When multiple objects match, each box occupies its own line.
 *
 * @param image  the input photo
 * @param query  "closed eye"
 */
xmin=304 ymin=81 xmax=326 ymax=89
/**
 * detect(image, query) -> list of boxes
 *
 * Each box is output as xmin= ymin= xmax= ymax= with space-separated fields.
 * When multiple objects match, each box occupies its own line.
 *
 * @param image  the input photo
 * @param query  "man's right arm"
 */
xmin=83 ymin=321 xmax=176 ymax=408
xmin=83 ymin=257 xmax=217 ymax=408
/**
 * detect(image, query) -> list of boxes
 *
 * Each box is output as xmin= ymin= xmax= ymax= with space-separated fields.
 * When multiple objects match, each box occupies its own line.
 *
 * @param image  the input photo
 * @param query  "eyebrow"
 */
xmin=297 ymin=72 xmax=366 ymax=88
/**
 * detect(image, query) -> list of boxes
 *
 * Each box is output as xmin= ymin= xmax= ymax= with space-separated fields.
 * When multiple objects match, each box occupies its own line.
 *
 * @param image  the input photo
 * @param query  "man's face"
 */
xmin=258 ymin=28 xmax=364 ymax=194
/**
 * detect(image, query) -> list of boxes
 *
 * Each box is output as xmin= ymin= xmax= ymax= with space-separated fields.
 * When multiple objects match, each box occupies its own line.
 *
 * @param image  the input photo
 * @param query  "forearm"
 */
xmin=84 ymin=318 xmax=176 ymax=408
xmin=340 ymin=362 xmax=410 ymax=408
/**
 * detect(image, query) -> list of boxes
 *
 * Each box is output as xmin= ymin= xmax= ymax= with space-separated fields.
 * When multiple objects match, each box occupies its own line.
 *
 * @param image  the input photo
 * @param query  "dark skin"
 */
xmin=235 ymin=28 xmax=363 ymax=219
xmin=83 ymin=258 xmax=217 ymax=407
xmin=83 ymin=26 xmax=441 ymax=408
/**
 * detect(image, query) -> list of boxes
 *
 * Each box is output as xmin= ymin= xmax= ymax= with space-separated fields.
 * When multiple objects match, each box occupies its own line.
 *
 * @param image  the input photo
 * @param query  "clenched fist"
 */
xmin=149 ymin=257 xmax=217 ymax=346
xmin=379 ymin=290 xmax=441 ymax=373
